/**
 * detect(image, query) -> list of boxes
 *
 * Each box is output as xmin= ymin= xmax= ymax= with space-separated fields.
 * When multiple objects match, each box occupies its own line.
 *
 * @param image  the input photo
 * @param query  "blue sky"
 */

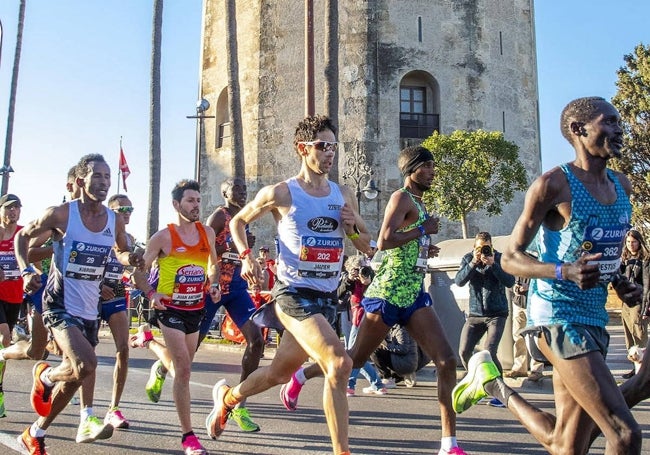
xmin=0 ymin=1 xmax=648 ymax=241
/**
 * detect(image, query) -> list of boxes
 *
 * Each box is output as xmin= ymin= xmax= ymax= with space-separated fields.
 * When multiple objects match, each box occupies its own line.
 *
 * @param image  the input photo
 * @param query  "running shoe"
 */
xmin=404 ymin=372 xmax=417 ymax=388
xmin=145 ymin=359 xmax=167 ymax=403
xmin=182 ymin=434 xmax=207 ymax=455
xmin=487 ymin=397 xmax=506 ymax=408
xmin=104 ymin=408 xmax=130 ymax=429
xmin=439 ymin=446 xmax=468 ymax=455
xmin=75 ymin=415 xmax=114 ymax=443
xmin=31 ymin=361 xmax=53 ymax=417
xmin=362 ymin=385 xmax=388 ymax=395
xmin=279 ymin=372 xmax=303 ymax=411
xmin=0 ymin=391 xmax=5 ymax=418
xmin=129 ymin=324 xmax=153 ymax=348
xmin=382 ymin=378 xmax=397 ymax=389
xmin=230 ymin=407 xmax=260 ymax=432
xmin=18 ymin=427 xmax=48 ymax=455
xmin=206 ymin=379 xmax=232 ymax=439
xmin=452 ymin=350 xmax=501 ymax=414
xmin=346 ymin=387 xmax=355 ymax=397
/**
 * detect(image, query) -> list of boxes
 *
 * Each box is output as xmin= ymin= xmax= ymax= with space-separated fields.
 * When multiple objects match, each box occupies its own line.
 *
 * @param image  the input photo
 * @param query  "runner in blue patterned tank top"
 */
xmin=452 ymin=97 xmax=644 ymax=454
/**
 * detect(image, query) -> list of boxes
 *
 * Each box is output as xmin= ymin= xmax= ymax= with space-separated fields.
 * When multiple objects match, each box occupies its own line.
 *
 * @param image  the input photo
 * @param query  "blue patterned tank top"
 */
xmin=529 ymin=164 xmax=631 ymax=327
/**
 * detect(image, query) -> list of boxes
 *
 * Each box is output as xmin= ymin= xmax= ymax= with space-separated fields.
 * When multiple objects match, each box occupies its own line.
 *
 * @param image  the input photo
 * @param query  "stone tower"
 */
xmin=198 ymin=0 xmax=540 ymax=244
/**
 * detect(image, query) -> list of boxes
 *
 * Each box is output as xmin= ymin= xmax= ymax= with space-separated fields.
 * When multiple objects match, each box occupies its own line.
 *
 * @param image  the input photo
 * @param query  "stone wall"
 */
xmin=199 ymin=0 xmax=540 ymax=248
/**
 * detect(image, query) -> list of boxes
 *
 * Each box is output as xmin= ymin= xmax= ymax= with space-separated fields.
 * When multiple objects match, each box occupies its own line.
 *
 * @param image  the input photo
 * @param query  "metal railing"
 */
xmin=399 ymin=112 xmax=440 ymax=139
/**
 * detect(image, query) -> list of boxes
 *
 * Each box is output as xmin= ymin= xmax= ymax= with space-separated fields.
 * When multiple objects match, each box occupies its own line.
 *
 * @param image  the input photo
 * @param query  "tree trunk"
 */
xmin=225 ymin=0 xmax=245 ymax=179
xmin=461 ymin=213 xmax=468 ymax=239
xmin=324 ymin=0 xmax=339 ymax=181
xmin=147 ymin=0 xmax=163 ymax=239
xmin=2 ymin=0 xmax=26 ymax=194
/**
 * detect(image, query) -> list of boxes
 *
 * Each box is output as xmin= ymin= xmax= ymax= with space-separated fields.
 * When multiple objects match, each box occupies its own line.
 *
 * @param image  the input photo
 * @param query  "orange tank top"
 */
xmin=157 ymin=222 xmax=210 ymax=311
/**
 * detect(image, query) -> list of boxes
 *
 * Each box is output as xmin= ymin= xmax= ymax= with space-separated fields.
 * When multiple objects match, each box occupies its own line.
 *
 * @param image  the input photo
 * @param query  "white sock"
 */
xmin=294 ymin=367 xmax=307 ymax=385
xmin=80 ymin=406 xmax=93 ymax=421
xmin=30 ymin=422 xmax=46 ymax=438
xmin=40 ymin=368 xmax=55 ymax=387
xmin=441 ymin=436 xmax=457 ymax=451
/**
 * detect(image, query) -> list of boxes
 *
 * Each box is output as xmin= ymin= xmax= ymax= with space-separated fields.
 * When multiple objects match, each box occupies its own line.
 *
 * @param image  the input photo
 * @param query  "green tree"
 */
xmin=611 ymin=43 xmax=650 ymax=233
xmin=421 ymin=129 xmax=527 ymax=238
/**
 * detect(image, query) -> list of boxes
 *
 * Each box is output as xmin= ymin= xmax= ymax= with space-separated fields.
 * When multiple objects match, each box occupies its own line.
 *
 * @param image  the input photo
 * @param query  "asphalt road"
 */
xmin=0 ymin=325 xmax=649 ymax=455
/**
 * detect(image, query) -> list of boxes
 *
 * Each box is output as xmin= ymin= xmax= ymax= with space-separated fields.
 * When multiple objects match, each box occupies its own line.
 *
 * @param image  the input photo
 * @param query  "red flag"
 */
xmin=119 ymin=147 xmax=131 ymax=192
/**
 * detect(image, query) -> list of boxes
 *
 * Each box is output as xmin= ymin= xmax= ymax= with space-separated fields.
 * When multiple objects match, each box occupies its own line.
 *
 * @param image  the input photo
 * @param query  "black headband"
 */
xmin=400 ymin=149 xmax=434 ymax=177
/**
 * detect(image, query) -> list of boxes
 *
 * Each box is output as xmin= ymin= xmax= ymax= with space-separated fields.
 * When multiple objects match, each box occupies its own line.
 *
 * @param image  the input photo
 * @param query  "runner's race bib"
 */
xmin=171 ymin=264 xmax=206 ymax=306
xmin=66 ymin=241 xmax=111 ymax=281
xmin=0 ymin=251 xmax=20 ymax=280
xmin=580 ymin=225 xmax=628 ymax=283
xmin=414 ymin=235 xmax=430 ymax=274
xmin=221 ymin=251 xmax=242 ymax=266
xmin=298 ymin=236 xmax=343 ymax=278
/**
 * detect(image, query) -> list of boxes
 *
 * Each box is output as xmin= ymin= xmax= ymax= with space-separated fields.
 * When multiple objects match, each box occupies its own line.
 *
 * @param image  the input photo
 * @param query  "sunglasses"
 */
xmin=299 ymin=141 xmax=338 ymax=152
xmin=114 ymin=206 xmax=134 ymax=214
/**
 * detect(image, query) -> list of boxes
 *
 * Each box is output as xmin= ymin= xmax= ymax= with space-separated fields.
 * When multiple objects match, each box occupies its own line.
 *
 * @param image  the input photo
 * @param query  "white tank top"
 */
xmin=51 ymin=200 xmax=116 ymax=319
xmin=276 ymin=177 xmax=345 ymax=293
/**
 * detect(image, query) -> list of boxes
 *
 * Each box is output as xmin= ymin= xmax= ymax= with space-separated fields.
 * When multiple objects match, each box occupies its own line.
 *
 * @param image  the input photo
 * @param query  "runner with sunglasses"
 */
xmin=93 ymin=194 xmax=138 ymax=429
xmin=206 ymin=115 xmax=370 ymax=455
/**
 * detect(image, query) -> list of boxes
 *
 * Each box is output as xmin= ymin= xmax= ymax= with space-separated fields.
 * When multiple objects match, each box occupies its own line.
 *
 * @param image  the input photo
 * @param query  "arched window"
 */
xmin=399 ymin=71 xmax=440 ymax=139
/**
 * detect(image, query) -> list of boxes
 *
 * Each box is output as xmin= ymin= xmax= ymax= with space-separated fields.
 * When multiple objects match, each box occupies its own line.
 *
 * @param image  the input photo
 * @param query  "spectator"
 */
xmin=337 ymin=257 xmax=386 ymax=396
xmin=454 ymin=231 xmax=515 ymax=407
xmin=371 ymin=323 xmax=431 ymax=388
xmin=258 ymin=246 xmax=277 ymax=289
xmin=619 ymin=228 xmax=650 ymax=379
xmin=505 ymin=272 xmax=544 ymax=382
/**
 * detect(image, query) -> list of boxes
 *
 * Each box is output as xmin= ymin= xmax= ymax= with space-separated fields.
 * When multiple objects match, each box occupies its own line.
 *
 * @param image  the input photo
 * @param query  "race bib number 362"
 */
xmin=580 ymin=225 xmax=627 ymax=283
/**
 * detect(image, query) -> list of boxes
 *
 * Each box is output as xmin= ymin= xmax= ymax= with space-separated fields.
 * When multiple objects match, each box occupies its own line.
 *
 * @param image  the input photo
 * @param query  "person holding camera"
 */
xmin=454 ymin=231 xmax=515 ymax=406
xmin=619 ymin=228 xmax=650 ymax=379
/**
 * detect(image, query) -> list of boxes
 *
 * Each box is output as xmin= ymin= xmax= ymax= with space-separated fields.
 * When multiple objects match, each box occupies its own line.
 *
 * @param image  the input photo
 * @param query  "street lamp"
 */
xmin=0 ymin=164 xmax=14 ymax=194
xmin=342 ymin=143 xmax=380 ymax=213
xmin=186 ymin=98 xmax=215 ymax=182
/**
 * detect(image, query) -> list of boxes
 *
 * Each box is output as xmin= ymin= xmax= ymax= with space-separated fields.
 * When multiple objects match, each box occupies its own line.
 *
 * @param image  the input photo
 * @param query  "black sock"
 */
xmin=181 ymin=431 xmax=195 ymax=443
xmin=484 ymin=378 xmax=515 ymax=407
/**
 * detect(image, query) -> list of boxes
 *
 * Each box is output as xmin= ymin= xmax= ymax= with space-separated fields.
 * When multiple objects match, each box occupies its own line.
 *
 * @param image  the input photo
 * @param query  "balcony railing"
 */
xmin=400 ymin=113 xmax=440 ymax=139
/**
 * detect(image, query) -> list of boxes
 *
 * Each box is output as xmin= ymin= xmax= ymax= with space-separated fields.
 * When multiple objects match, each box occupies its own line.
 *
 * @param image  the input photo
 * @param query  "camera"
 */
xmin=480 ymin=245 xmax=493 ymax=256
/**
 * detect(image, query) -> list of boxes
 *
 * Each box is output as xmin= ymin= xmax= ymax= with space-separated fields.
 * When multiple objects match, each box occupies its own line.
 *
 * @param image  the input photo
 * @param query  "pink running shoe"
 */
xmin=439 ymin=446 xmax=468 ymax=455
xmin=279 ymin=372 xmax=303 ymax=411
xmin=129 ymin=324 xmax=153 ymax=348
xmin=104 ymin=408 xmax=130 ymax=429
xmin=182 ymin=434 xmax=207 ymax=455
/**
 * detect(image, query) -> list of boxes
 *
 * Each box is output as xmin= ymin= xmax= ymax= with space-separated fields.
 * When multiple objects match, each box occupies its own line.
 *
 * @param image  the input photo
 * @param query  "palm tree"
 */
xmin=2 ymin=0 xmax=26 ymax=194
xmin=147 ymin=0 xmax=163 ymax=239
xmin=225 ymin=0 xmax=245 ymax=179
